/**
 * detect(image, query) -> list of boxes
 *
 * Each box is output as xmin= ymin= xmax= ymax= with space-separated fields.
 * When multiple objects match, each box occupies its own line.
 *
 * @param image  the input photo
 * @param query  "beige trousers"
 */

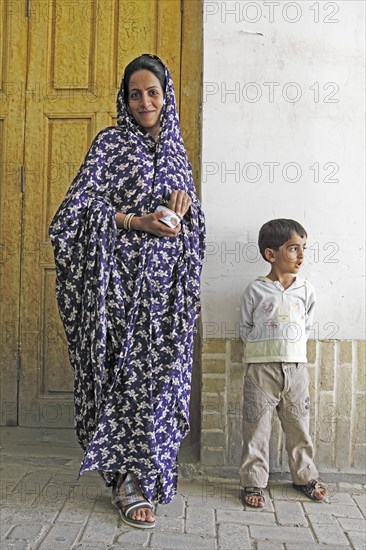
xmin=239 ymin=362 xmax=319 ymax=488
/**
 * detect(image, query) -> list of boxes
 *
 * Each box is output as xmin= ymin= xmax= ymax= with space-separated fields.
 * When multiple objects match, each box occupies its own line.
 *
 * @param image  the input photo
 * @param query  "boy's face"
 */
xmin=266 ymin=232 xmax=307 ymax=275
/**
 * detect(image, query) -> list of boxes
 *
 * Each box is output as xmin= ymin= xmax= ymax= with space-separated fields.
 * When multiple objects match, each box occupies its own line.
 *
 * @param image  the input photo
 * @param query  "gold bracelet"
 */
xmin=127 ymin=213 xmax=136 ymax=230
xmin=123 ymin=213 xmax=136 ymax=231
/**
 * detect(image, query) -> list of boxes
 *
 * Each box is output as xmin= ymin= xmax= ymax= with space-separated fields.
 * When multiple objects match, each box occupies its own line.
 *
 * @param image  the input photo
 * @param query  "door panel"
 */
xmin=0 ymin=0 xmax=27 ymax=426
xmin=18 ymin=0 xmax=200 ymax=428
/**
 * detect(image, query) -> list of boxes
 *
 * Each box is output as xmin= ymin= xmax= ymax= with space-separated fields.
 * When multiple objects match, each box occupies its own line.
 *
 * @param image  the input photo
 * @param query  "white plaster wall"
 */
xmin=201 ymin=0 xmax=365 ymax=340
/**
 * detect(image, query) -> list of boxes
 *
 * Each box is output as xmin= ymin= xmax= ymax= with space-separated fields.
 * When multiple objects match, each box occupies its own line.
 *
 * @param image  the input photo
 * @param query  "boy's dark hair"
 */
xmin=258 ymin=219 xmax=307 ymax=260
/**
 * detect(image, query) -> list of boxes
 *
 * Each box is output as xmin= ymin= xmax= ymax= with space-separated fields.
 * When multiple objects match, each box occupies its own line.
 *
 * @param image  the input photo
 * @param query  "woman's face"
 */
xmin=127 ymin=69 xmax=164 ymax=140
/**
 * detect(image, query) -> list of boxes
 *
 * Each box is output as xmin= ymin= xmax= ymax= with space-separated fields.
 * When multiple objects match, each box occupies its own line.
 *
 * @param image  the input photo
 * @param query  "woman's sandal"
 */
xmin=112 ymin=472 xmax=156 ymax=529
xmin=242 ymin=487 xmax=266 ymax=508
xmin=292 ymin=479 xmax=328 ymax=501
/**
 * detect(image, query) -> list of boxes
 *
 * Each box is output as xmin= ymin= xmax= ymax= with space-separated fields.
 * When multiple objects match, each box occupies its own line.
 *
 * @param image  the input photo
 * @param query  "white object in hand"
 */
xmin=155 ymin=205 xmax=181 ymax=229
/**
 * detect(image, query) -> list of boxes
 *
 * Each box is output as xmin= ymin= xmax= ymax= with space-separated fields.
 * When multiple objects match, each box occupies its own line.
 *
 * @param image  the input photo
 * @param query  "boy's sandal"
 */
xmin=112 ymin=472 xmax=155 ymax=529
xmin=242 ymin=487 xmax=266 ymax=508
xmin=292 ymin=479 xmax=328 ymax=501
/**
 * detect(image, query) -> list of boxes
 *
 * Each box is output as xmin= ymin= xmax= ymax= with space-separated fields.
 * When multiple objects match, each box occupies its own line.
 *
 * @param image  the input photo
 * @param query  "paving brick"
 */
xmin=4 ymin=523 xmax=44 ymax=543
xmin=353 ymin=444 xmax=366 ymax=471
xmin=274 ymin=500 xmax=308 ymax=526
xmin=57 ymin=499 xmax=94 ymax=522
xmin=355 ymin=394 xmax=366 ymax=443
xmin=357 ymin=340 xmax=366 ymax=391
xmin=335 ymin=366 xmax=352 ymax=468
xmin=307 ymin=511 xmax=341 ymax=524
xmin=1 ymin=452 xmax=366 ymax=550
xmin=217 ymin=523 xmax=250 ymax=549
xmin=227 ymin=414 xmax=242 ymax=466
xmin=0 ymin=543 xmax=29 ymax=550
xmin=340 ymin=341 xmax=353 ymax=364
xmin=306 ymin=340 xmax=317 ymax=365
xmin=114 ymin=527 xmax=150 ymax=546
xmin=347 ymin=530 xmax=366 ymax=549
xmin=18 ymin=470 xmax=54 ymax=497
xmin=337 ymin=517 xmax=366 ymax=532
xmin=178 ymin=480 xmax=206 ymax=497
xmin=311 ymin=520 xmax=350 ymax=546
xmin=201 ymin=393 xmax=225 ymax=412
xmin=0 ymin=522 xmax=13 ymax=539
xmin=150 ymin=532 xmax=215 ymax=549
xmin=230 ymin=340 xmax=244 ymax=363
xmin=202 ymin=376 xmax=226 ymax=394
xmin=38 ymin=523 xmax=82 ymax=549
xmin=0 ymin=505 xmax=60 ymax=523
xmin=201 ymin=448 xmax=225 ymax=466
xmin=217 ymin=508 xmax=276 ymax=525
xmin=250 ymin=525 xmax=314 ymax=543
xmin=256 ymin=543 xmax=284 ymax=550
xmin=327 ymin=490 xmax=360 ymax=506
xmin=1 ymin=483 xmax=37 ymax=507
xmin=303 ymin=502 xmax=363 ymax=519
xmin=185 ymin=507 xmax=215 ymax=537
xmin=188 ymin=494 xmax=241 ymax=511
xmin=227 ymin=365 xmax=244 ymax=414
xmin=81 ymin=512 xmax=117 ymax=544
xmin=203 ymin=339 xmax=226 ymax=354
xmin=320 ymin=341 xmax=335 ymax=390
xmin=156 ymin=493 xmax=185 ymax=518
xmin=0 ymin=464 xmax=29 ymax=483
xmin=154 ymin=515 xmax=183 ymax=532
xmin=202 ymin=358 xmax=226 ymax=374
xmin=270 ymin=483 xmax=309 ymax=502
xmin=202 ymin=429 xmax=226 ymax=447
xmin=73 ymin=545 xmax=111 ymax=550
xmin=286 ymin=545 xmax=349 ymax=550
xmin=352 ymin=493 xmax=366 ymax=516
xmin=91 ymin=496 xmax=113 ymax=514
xmin=317 ymin=392 xmax=336 ymax=445
xmin=201 ymin=412 xmax=225 ymax=430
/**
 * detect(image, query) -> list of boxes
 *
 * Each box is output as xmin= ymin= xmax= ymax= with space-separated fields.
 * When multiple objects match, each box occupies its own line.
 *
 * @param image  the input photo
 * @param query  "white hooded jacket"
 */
xmin=240 ymin=276 xmax=315 ymax=363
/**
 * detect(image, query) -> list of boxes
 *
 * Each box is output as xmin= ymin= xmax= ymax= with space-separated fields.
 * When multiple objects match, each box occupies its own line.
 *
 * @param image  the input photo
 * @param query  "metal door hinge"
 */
xmin=180 ymin=0 xmax=184 ymax=15
xmin=26 ymin=0 xmax=31 ymax=18
xmin=20 ymin=166 xmax=25 ymax=194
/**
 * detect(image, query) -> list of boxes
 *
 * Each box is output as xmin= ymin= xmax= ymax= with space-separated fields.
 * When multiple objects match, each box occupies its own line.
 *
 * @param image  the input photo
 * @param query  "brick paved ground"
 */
xmin=0 ymin=447 xmax=365 ymax=549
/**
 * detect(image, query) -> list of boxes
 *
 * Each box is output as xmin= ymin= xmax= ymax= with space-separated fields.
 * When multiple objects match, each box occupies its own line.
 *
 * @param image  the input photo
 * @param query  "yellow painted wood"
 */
xmin=180 ymin=0 xmax=203 ymax=196
xmin=157 ymin=0 xmax=182 ymax=105
xmin=0 ymin=0 xmax=27 ymax=426
xmin=15 ymin=0 xmax=202 ymax=427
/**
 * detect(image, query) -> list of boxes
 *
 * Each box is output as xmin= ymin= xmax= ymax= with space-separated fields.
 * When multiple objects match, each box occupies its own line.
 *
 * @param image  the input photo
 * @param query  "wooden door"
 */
xmin=0 ymin=1 xmax=27 ymax=426
xmin=2 ymin=0 xmax=202 ymax=428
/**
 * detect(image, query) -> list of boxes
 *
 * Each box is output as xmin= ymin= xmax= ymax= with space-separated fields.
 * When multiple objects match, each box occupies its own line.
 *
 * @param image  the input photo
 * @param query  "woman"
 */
xmin=49 ymin=54 xmax=205 ymax=529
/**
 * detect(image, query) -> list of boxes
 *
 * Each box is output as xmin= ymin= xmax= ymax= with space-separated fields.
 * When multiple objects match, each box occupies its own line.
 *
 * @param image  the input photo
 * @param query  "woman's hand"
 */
xmin=132 ymin=211 xmax=181 ymax=237
xmin=168 ymin=190 xmax=192 ymax=219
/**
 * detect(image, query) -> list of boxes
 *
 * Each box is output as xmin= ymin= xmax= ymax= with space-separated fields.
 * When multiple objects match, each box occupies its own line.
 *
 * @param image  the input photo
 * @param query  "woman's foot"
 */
xmin=293 ymin=480 xmax=328 ymax=501
xmin=242 ymin=487 xmax=266 ymax=508
xmin=111 ymin=472 xmax=156 ymax=529
xmin=129 ymin=507 xmax=155 ymax=523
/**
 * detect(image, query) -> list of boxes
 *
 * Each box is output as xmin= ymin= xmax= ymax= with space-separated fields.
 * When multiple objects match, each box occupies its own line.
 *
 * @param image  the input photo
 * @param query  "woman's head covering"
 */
xmin=116 ymin=54 xmax=183 ymax=151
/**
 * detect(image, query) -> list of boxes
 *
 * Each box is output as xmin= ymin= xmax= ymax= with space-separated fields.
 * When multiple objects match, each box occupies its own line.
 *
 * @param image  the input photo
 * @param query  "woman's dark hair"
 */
xmin=258 ymin=219 xmax=307 ymax=259
xmin=123 ymin=54 xmax=166 ymax=104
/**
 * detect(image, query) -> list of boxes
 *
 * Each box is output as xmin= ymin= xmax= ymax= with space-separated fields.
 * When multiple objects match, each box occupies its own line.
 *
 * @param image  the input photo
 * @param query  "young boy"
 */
xmin=239 ymin=219 xmax=328 ymax=508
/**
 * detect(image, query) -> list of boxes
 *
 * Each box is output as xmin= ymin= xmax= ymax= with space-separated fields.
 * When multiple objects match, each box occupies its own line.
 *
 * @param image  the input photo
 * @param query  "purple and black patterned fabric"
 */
xmin=49 ymin=57 xmax=205 ymax=504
